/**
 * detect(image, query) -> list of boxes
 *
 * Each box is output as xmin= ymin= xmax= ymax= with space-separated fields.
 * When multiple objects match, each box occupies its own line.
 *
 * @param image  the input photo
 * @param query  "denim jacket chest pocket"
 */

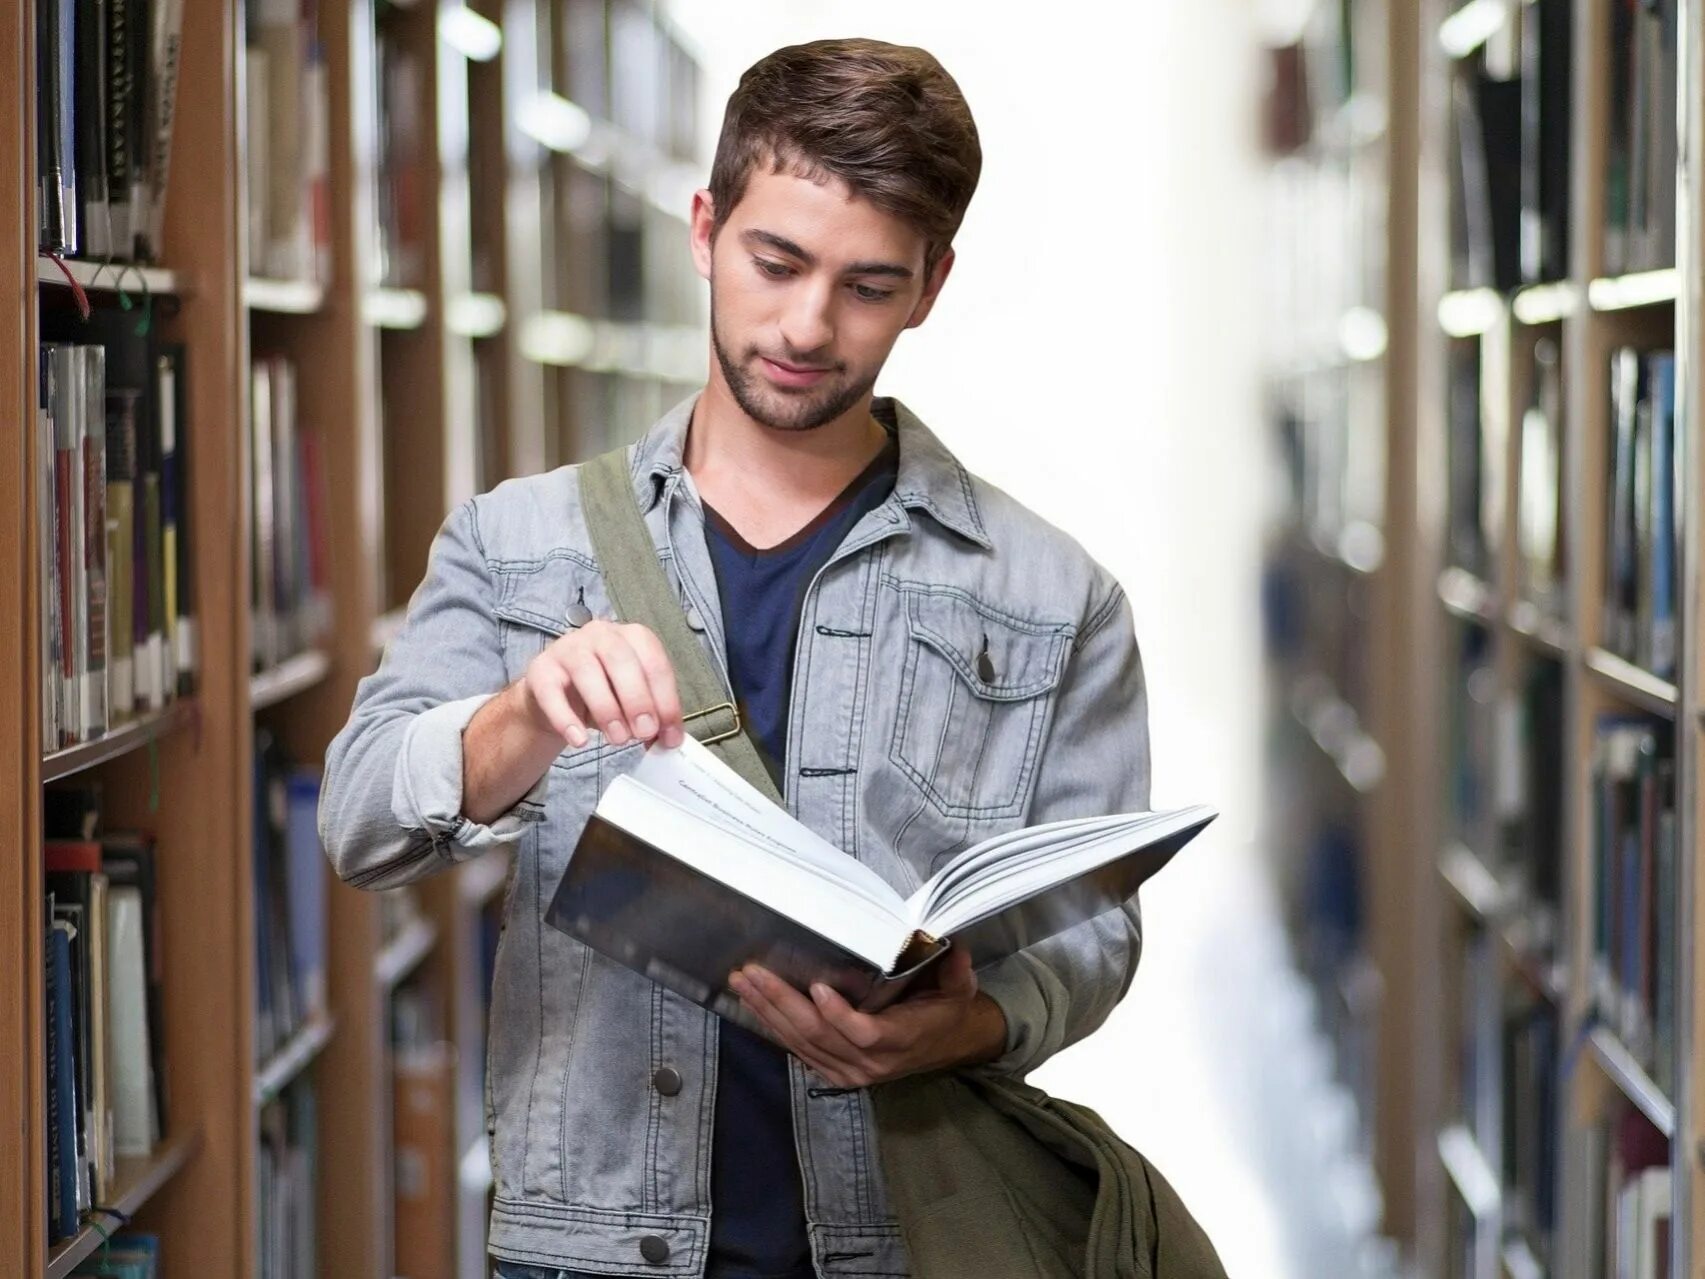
xmin=888 ymin=585 xmax=1073 ymax=821
xmin=492 ymin=553 xmax=608 ymax=677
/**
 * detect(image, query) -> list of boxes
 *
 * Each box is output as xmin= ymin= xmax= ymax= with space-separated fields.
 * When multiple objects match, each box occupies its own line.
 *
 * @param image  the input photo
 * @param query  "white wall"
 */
xmin=665 ymin=3 xmax=1289 ymax=1271
xmin=666 ymin=0 xmax=1265 ymax=837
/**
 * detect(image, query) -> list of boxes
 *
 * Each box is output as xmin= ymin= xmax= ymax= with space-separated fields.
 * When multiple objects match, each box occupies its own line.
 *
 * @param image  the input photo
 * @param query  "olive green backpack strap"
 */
xmin=578 ymin=447 xmax=783 ymax=805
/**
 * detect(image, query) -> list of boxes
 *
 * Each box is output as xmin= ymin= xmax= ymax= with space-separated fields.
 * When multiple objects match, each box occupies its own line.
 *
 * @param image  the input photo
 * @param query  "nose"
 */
xmin=778 ymin=277 xmax=835 ymax=358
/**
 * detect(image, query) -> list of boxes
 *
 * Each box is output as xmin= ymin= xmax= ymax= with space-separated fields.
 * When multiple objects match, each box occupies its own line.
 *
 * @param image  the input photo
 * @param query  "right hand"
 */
xmin=518 ymin=620 xmax=685 ymax=751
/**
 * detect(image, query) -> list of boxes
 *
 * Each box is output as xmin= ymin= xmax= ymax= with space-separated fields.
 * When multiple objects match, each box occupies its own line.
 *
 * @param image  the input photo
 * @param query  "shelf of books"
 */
xmin=4 ymin=0 xmax=705 ymax=1272
xmin=1412 ymin=0 xmax=1703 ymax=1272
xmin=1259 ymin=0 xmax=1429 ymax=1252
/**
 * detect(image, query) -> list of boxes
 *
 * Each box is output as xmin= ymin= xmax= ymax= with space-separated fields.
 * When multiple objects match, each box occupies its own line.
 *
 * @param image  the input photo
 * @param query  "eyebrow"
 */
xmin=742 ymin=229 xmax=915 ymax=280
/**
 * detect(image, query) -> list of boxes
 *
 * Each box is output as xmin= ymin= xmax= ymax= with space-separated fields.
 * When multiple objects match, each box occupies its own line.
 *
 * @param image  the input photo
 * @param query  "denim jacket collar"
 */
xmin=629 ymin=390 xmax=994 ymax=550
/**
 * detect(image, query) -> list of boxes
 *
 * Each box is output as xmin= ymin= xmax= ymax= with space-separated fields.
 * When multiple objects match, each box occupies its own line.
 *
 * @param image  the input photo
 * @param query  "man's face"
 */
xmin=691 ymin=164 xmax=951 ymax=432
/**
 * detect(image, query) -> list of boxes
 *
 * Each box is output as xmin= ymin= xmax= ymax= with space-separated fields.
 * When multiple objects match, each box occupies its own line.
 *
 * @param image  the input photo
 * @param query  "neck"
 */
xmin=684 ymin=374 xmax=889 ymax=510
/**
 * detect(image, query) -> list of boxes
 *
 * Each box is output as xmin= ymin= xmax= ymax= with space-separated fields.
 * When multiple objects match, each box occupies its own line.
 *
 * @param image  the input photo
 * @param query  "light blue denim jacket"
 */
xmin=319 ymin=393 xmax=1151 ymax=1277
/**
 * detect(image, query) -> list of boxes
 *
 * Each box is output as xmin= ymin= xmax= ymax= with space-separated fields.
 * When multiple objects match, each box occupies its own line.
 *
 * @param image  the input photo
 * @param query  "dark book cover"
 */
xmin=74 ymin=0 xmax=110 ymax=257
xmin=545 ymin=810 xmax=1207 ymax=1036
xmin=36 ymin=0 xmax=78 ymax=252
xmin=1520 ymin=0 xmax=1571 ymax=283
xmin=47 ymin=918 xmax=79 ymax=1242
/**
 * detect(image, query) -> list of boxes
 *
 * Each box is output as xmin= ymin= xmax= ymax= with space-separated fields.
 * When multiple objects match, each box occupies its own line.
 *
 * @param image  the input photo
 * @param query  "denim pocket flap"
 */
xmin=903 ymin=589 xmax=1071 ymax=702
xmin=494 ymin=554 xmax=609 ymax=638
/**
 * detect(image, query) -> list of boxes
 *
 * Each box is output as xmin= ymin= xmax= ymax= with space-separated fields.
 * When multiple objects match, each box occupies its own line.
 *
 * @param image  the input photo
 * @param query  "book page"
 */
xmin=623 ymin=737 xmax=902 ymax=913
xmin=911 ymin=806 xmax=1217 ymax=937
xmin=595 ymin=777 xmax=909 ymax=967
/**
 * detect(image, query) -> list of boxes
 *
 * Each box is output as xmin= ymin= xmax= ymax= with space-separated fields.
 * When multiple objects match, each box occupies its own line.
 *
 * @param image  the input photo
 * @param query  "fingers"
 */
xmin=731 ymin=967 xmax=868 ymax=1085
xmin=808 ymin=983 xmax=896 ymax=1053
xmin=522 ymin=663 xmax=589 ymax=747
xmin=620 ymin=625 xmax=685 ymax=747
xmin=539 ymin=621 xmax=684 ymax=748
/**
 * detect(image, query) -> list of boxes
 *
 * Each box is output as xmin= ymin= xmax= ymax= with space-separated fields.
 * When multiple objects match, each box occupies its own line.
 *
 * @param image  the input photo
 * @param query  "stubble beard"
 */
xmin=710 ymin=302 xmax=877 ymax=433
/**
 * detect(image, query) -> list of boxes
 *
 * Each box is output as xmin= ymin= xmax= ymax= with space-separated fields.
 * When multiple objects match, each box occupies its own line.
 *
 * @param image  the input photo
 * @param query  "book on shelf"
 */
xmin=544 ymin=735 xmax=1213 ymax=1034
xmin=374 ymin=5 xmax=425 ymax=289
xmin=1519 ymin=0 xmax=1572 ymax=284
xmin=1499 ymin=657 xmax=1564 ymax=948
xmin=245 ymin=0 xmax=330 ymax=281
xmin=252 ymin=731 xmax=329 ymax=1064
xmin=1517 ymin=337 xmax=1565 ymax=620
xmin=258 ymin=1083 xmax=317 ymax=1279
xmin=41 ymin=801 xmax=170 ymax=1237
xmin=1446 ymin=622 xmax=1496 ymax=857
xmin=1450 ymin=69 xmax=1522 ymax=293
xmin=1584 ymin=1108 xmax=1671 ymax=1279
xmin=249 ymin=354 xmax=331 ymax=671
xmin=1446 ymin=338 xmax=1489 ymax=580
xmin=68 ymin=1232 xmax=160 ymax=1277
xmin=1501 ymin=998 xmax=1560 ymax=1251
xmin=33 ymin=0 xmax=185 ymax=261
xmin=1604 ymin=348 xmax=1679 ymax=680
xmin=1605 ymin=0 xmax=1678 ymax=276
xmin=46 ymin=916 xmax=78 ymax=1241
xmin=1453 ymin=927 xmax=1501 ymax=1160
xmin=39 ymin=319 xmax=195 ymax=751
xmin=1590 ymin=718 xmax=1677 ymax=1099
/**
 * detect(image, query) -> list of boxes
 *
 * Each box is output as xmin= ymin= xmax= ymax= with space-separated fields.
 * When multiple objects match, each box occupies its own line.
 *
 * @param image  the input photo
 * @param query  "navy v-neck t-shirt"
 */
xmin=698 ymin=434 xmax=899 ymax=1279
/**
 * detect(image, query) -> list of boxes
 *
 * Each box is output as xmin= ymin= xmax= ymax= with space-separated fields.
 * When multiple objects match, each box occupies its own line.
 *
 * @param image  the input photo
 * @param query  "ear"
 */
xmin=690 ymin=189 xmax=716 ymax=282
xmin=904 ymin=246 xmax=956 ymax=330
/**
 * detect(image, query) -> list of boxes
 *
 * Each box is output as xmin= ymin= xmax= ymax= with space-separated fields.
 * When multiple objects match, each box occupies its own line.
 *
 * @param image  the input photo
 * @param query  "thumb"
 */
xmin=936 ymin=944 xmax=977 ymax=999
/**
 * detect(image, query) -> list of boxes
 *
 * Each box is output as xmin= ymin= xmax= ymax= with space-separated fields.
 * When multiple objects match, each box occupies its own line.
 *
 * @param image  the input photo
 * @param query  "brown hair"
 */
xmin=708 ymin=38 xmax=982 ymax=276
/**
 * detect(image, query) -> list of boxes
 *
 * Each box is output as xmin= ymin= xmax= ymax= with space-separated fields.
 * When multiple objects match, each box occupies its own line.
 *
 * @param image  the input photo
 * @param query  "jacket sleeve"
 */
xmin=973 ymin=578 xmax=1150 ymax=1077
xmin=318 ymin=499 xmax=549 ymax=891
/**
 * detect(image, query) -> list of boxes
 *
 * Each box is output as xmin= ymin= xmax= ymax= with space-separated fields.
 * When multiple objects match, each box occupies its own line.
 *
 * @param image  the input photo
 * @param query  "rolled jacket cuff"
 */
xmin=393 ymin=693 xmax=549 ymax=856
xmin=972 ymin=956 xmax=1051 ymax=1078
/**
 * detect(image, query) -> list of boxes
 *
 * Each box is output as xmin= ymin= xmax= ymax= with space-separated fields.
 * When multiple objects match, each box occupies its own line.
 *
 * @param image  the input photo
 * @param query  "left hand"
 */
xmin=728 ymin=946 xmax=1008 ymax=1088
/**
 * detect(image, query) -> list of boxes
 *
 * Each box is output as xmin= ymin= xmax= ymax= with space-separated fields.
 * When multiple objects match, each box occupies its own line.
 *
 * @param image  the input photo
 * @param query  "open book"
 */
xmin=545 ymin=735 xmax=1214 ymax=1031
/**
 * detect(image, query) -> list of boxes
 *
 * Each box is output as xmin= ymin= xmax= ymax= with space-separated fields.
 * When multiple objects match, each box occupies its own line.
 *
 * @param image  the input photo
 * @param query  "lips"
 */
xmin=760 ymin=356 xmax=832 ymax=389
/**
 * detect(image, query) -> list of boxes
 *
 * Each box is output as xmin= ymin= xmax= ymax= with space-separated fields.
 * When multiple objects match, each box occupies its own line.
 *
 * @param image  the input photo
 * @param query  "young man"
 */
xmin=320 ymin=38 xmax=1150 ymax=1279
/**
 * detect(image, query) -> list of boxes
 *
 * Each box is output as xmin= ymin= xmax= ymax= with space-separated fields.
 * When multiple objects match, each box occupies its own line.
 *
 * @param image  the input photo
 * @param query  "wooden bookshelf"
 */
xmin=1258 ymin=0 xmax=1705 ymax=1272
xmin=40 ymin=701 xmax=200 ymax=784
xmin=2 ymin=0 xmax=704 ymax=1274
xmin=43 ymin=1129 xmax=204 ymax=1279
xmin=1267 ymin=0 xmax=1705 ymax=1269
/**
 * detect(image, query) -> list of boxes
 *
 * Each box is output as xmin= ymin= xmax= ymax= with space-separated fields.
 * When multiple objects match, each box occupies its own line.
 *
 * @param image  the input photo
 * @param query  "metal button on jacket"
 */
xmin=651 ymin=1066 xmax=683 ymax=1096
xmin=639 ymin=1235 xmax=670 ymax=1264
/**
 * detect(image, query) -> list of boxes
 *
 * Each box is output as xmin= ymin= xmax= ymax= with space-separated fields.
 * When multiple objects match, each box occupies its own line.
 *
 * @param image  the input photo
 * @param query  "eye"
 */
xmin=753 ymin=257 xmax=793 ymax=279
xmin=852 ymin=283 xmax=895 ymax=303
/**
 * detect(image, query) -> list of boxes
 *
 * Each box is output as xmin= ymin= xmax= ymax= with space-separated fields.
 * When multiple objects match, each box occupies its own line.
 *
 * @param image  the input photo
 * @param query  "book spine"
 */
xmin=250 ymin=359 xmax=276 ymax=671
xmin=162 ymin=345 xmax=194 ymax=694
xmin=105 ymin=0 xmax=133 ymax=254
xmin=47 ymin=920 xmax=80 ymax=1241
xmin=126 ymin=0 xmax=150 ymax=258
xmin=105 ymin=391 xmax=138 ymax=723
xmin=36 ymin=0 xmax=78 ymax=252
xmin=142 ymin=417 xmax=164 ymax=712
xmin=40 ymin=355 xmax=63 ymax=752
xmin=75 ymin=0 xmax=110 ymax=257
xmin=60 ymin=349 xmax=90 ymax=746
xmin=141 ymin=0 xmax=184 ymax=259
xmin=82 ymin=346 xmax=109 ymax=740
